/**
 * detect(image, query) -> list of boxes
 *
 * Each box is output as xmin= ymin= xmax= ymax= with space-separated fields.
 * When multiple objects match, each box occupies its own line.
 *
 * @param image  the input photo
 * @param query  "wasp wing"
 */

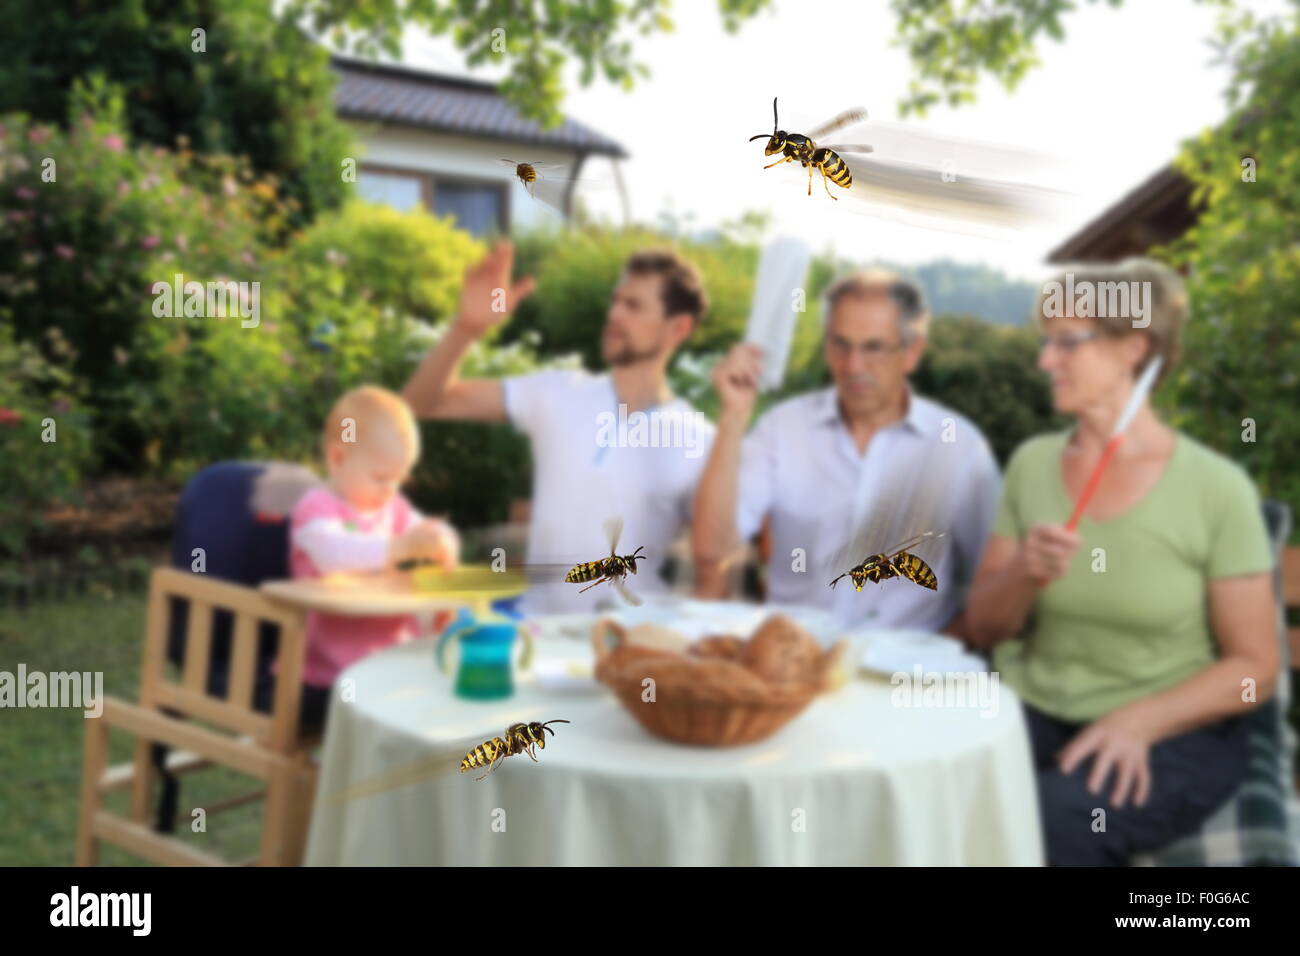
xmin=325 ymin=730 xmax=490 ymax=805
xmin=612 ymin=576 xmax=643 ymax=607
xmin=603 ymin=516 xmax=624 ymax=556
xmin=807 ymin=106 xmax=869 ymax=141
xmin=821 ymin=143 xmax=875 ymax=154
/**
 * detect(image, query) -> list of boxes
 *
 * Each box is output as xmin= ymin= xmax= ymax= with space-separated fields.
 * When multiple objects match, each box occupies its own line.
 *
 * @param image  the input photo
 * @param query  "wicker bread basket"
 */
xmin=593 ymin=614 xmax=847 ymax=747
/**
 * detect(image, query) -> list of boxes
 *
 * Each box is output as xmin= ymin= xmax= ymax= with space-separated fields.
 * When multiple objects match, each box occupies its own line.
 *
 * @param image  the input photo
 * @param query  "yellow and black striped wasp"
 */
xmin=500 ymin=159 xmax=554 ymax=198
xmin=829 ymin=531 xmax=945 ymax=592
xmin=749 ymin=97 xmax=876 ymax=200
xmin=461 ymin=719 xmax=571 ymax=781
xmin=564 ymin=516 xmax=646 ymax=606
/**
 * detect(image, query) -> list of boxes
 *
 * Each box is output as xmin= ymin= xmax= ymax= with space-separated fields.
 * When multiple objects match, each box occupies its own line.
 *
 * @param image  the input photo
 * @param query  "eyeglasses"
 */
xmin=827 ymin=336 xmax=907 ymax=361
xmin=1039 ymin=330 xmax=1100 ymax=354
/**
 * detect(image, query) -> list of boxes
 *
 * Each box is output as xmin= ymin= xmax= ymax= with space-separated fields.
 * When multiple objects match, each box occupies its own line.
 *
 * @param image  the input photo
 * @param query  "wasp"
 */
xmin=749 ymin=97 xmax=876 ymax=200
xmin=563 ymin=516 xmax=646 ymax=606
xmin=829 ymin=531 xmax=944 ymax=592
xmin=460 ymin=719 xmax=571 ymax=781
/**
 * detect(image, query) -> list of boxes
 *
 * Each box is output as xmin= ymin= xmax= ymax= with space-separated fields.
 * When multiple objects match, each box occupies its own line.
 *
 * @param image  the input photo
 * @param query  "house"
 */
xmin=332 ymin=57 xmax=627 ymax=235
xmin=1047 ymin=164 xmax=1196 ymax=263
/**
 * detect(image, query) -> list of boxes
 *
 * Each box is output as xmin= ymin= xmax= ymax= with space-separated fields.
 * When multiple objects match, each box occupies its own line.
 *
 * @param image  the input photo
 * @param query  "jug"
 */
xmin=435 ymin=608 xmax=534 ymax=700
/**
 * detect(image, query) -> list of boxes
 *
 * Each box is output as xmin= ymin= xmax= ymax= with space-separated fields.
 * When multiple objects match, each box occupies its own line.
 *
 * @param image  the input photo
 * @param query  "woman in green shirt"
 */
xmin=966 ymin=259 xmax=1279 ymax=866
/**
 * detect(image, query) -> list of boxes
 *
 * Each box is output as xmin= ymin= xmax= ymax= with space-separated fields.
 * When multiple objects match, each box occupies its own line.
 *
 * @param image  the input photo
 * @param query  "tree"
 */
xmin=0 ymin=0 xmax=355 ymax=224
xmin=290 ymin=0 xmax=772 ymax=127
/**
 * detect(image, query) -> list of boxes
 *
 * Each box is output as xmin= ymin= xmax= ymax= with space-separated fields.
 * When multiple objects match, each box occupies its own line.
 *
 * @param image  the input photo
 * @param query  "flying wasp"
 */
xmin=460 ymin=719 xmax=571 ymax=781
xmin=749 ymin=97 xmax=876 ymax=200
xmin=564 ymin=516 xmax=646 ymax=606
xmin=499 ymin=159 xmax=554 ymax=198
xmin=829 ymin=531 xmax=945 ymax=592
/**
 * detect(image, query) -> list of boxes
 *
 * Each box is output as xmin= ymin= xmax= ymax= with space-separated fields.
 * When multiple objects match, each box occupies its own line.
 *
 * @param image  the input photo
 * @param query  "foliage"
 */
xmin=1162 ymin=12 xmax=1300 ymax=524
xmin=893 ymin=0 xmax=1143 ymax=116
xmin=0 ymin=325 xmax=94 ymax=557
xmin=500 ymin=225 xmax=756 ymax=368
xmin=0 ymin=82 xmax=287 ymax=470
xmin=0 ymin=0 xmax=355 ymax=223
xmin=912 ymin=315 xmax=1065 ymax=464
xmin=294 ymin=0 xmax=772 ymax=128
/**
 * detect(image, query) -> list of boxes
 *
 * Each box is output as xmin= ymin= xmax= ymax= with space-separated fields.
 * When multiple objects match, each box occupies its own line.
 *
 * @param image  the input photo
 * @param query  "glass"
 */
xmin=1039 ymin=330 xmax=1100 ymax=354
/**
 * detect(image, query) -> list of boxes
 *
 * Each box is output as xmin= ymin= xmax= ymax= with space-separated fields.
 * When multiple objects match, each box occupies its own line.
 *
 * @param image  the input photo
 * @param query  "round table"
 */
xmin=304 ymin=621 xmax=1044 ymax=866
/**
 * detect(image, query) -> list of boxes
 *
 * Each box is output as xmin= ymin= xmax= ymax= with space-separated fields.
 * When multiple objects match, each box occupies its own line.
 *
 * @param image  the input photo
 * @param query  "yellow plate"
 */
xmin=409 ymin=563 xmax=529 ymax=599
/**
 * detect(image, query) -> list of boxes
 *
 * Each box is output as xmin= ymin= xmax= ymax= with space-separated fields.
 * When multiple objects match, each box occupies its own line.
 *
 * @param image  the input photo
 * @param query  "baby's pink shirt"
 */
xmin=290 ymin=486 xmax=421 ymax=688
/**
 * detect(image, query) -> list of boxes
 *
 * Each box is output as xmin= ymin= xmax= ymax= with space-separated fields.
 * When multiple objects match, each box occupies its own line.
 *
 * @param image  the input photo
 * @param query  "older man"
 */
xmin=692 ymin=269 xmax=1000 ymax=634
xmin=403 ymin=243 xmax=715 ymax=613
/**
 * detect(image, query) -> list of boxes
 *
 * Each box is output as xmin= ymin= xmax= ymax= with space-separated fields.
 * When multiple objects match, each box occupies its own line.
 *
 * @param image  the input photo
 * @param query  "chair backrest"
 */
xmin=144 ymin=567 xmax=309 ymax=752
xmin=166 ymin=462 xmax=321 ymax=697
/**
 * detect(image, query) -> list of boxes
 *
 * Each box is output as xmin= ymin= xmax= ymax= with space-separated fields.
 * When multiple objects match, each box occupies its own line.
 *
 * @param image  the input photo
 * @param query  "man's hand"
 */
xmin=1021 ymin=522 xmax=1081 ymax=584
xmin=389 ymin=519 xmax=461 ymax=572
xmin=712 ymin=343 xmax=763 ymax=421
xmin=453 ymin=242 xmax=537 ymax=340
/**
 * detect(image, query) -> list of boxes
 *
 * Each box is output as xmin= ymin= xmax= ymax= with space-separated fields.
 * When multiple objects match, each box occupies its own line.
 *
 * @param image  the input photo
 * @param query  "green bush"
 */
xmin=0 ymin=325 xmax=94 ymax=557
xmin=0 ymin=0 xmax=354 ymax=224
xmin=0 ymin=82 xmax=288 ymax=470
xmin=911 ymin=315 xmax=1065 ymax=464
xmin=501 ymin=226 xmax=756 ymax=369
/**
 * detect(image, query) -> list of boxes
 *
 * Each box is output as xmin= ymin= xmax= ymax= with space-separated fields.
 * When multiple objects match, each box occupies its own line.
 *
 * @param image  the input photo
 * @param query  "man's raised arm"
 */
xmin=692 ymin=343 xmax=763 ymax=590
xmin=402 ymin=242 xmax=535 ymax=422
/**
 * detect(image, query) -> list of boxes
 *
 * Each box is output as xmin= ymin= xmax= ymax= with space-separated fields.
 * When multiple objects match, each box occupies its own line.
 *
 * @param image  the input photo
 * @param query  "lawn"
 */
xmin=0 ymin=592 xmax=267 ymax=865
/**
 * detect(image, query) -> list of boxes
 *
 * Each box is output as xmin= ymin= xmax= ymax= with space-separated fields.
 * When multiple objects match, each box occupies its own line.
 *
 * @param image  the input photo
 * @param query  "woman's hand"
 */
xmin=1021 ymin=522 xmax=1082 ymax=584
xmin=1058 ymin=705 xmax=1154 ymax=809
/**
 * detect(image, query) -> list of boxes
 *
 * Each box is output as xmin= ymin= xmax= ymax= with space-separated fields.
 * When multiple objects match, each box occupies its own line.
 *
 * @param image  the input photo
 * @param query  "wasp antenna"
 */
xmin=748 ymin=133 xmax=772 ymax=142
xmin=772 ymin=96 xmax=779 ymax=131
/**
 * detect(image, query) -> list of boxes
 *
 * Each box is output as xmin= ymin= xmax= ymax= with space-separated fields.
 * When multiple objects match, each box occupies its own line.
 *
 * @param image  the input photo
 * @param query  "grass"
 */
xmin=0 ymin=592 xmax=267 ymax=866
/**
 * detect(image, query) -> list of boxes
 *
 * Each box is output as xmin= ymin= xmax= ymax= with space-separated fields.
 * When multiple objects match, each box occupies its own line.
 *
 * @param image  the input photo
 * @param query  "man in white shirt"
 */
xmin=693 ymin=269 xmax=1001 ymax=635
xmin=402 ymin=243 xmax=715 ymax=613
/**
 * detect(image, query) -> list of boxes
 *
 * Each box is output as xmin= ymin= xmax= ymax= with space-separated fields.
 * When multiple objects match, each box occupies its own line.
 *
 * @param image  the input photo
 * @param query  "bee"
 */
xmin=460 ymin=719 xmax=571 ymax=781
xmin=829 ymin=531 xmax=945 ymax=592
xmin=564 ymin=516 xmax=646 ymax=606
xmin=749 ymin=97 xmax=876 ymax=200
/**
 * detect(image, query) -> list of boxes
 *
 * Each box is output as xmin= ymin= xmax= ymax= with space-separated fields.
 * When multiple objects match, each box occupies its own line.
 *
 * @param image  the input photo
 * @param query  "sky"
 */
xmin=398 ymin=0 xmax=1289 ymax=281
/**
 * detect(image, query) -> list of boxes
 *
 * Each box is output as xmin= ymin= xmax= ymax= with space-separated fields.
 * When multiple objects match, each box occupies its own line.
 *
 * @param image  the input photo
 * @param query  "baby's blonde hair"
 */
xmin=322 ymin=386 xmax=421 ymax=463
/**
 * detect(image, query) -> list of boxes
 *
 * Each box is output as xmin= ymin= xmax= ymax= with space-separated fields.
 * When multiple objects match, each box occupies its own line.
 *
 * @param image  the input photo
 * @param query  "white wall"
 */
xmin=346 ymin=121 xmax=580 ymax=232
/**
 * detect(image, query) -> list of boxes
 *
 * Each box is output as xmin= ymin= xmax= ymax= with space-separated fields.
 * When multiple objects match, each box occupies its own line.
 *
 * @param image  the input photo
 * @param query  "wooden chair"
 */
xmin=76 ymin=567 xmax=318 ymax=866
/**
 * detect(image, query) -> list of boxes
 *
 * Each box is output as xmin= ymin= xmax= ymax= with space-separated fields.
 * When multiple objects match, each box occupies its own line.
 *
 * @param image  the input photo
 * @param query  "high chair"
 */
xmin=76 ymin=566 xmax=319 ymax=866
xmin=76 ymin=461 xmax=324 ymax=866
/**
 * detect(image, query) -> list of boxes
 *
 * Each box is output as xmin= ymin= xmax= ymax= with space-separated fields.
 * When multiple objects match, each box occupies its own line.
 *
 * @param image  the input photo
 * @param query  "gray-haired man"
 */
xmin=691 ymin=269 xmax=1001 ymax=635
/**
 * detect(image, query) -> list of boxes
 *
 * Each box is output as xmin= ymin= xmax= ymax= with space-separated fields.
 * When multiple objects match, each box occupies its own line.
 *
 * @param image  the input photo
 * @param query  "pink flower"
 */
xmin=52 ymin=399 xmax=71 ymax=413
xmin=55 ymin=244 xmax=74 ymax=260
xmin=14 ymin=187 xmax=36 ymax=200
xmin=0 ymin=408 xmax=21 ymax=426
xmin=117 ymin=180 xmax=130 ymax=196
xmin=27 ymin=127 xmax=51 ymax=144
xmin=114 ymin=347 xmax=129 ymax=366
xmin=103 ymin=134 xmax=125 ymax=152
xmin=141 ymin=235 xmax=161 ymax=250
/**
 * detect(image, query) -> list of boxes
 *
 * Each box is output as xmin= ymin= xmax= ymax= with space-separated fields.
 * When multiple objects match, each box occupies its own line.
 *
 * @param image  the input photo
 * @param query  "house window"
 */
xmin=357 ymin=168 xmax=426 ymax=211
xmin=356 ymin=165 xmax=509 ymax=237
xmin=432 ymin=180 xmax=506 ymax=237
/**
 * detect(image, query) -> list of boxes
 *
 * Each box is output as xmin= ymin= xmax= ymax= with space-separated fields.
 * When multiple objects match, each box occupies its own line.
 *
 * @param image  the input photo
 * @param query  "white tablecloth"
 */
xmin=304 ymin=613 xmax=1044 ymax=866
